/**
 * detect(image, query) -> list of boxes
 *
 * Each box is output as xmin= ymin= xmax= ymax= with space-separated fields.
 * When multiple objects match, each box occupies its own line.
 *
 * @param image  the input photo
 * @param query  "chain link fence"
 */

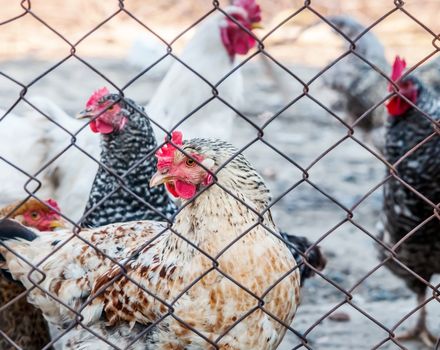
xmin=0 ymin=0 xmax=439 ymax=349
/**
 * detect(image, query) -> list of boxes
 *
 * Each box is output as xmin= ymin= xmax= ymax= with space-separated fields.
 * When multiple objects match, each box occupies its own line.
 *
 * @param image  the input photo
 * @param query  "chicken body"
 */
xmin=322 ymin=16 xmax=389 ymax=138
xmin=0 ymin=137 xmax=300 ymax=349
xmin=0 ymin=108 xmax=55 ymax=205
xmin=146 ymin=8 xmax=248 ymax=143
xmin=0 ymin=97 xmax=100 ymax=223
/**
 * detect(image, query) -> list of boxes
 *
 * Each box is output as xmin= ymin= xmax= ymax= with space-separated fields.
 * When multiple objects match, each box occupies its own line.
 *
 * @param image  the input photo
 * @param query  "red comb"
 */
xmin=233 ymin=0 xmax=261 ymax=23
xmin=44 ymin=198 xmax=61 ymax=213
xmin=155 ymin=131 xmax=183 ymax=170
xmin=388 ymin=56 xmax=406 ymax=91
xmin=86 ymin=87 xmax=110 ymax=108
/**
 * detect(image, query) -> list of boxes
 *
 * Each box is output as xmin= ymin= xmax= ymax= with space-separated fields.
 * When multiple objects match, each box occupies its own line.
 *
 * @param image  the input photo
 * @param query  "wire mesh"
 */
xmin=0 ymin=0 xmax=439 ymax=349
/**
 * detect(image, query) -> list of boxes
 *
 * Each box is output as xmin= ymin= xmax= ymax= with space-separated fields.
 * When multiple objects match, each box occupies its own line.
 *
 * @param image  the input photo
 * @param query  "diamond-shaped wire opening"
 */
xmin=1 ymin=1 xmax=440 ymax=349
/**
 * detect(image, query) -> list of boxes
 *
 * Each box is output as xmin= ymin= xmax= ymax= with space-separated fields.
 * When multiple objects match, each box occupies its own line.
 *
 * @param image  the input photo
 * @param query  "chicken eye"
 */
xmin=185 ymin=158 xmax=196 ymax=167
xmin=30 ymin=211 xmax=40 ymax=220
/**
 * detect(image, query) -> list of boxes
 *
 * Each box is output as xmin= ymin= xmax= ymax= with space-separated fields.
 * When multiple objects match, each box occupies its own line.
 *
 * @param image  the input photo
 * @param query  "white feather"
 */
xmin=0 ymin=97 xmax=100 ymax=222
xmin=146 ymin=9 xmax=245 ymax=143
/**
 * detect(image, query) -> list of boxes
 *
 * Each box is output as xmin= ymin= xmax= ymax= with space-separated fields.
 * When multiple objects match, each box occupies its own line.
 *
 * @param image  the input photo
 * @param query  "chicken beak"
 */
xmin=251 ymin=22 xmax=263 ymax=30
xmin=49 ymin=219 xmax=66 ymax=230
xmin=76 ymin=108 xmax=94 ymax=119
xmin=150 ymin=171 xmax=172 ymax=188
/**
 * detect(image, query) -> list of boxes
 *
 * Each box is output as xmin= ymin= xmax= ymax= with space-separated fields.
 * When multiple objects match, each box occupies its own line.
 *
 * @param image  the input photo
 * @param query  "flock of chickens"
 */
xmin=0 ymin=1 xmax=438 ymax=349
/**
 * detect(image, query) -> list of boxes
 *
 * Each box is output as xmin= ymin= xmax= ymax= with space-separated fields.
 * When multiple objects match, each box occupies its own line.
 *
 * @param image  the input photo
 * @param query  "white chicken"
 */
xmin=146 ymin=0 xmax=262 ymax=143
xmin=0 ymin=97 xmax=100 ymax=222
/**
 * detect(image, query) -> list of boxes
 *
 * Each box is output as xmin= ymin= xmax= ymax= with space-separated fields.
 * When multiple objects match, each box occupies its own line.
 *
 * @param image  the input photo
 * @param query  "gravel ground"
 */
xmin=0 ymin=55 xmax=439 ymax=350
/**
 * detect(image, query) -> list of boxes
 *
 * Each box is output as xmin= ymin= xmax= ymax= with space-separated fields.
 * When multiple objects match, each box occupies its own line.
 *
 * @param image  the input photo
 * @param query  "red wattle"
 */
xmin=234 ymin=37 xmax=249 ymax=55
xmin=175 ymin=180 xmax=197 ymax=199
xmin=95 ymin=119 xmax=114 ymax=134
xmin=386 ymin=97 xmax=411 ymax=116
xmin=89 ymin=120 xmax=99 ymax=133
xmin=165 ymin=182 xmax=179 ymax=198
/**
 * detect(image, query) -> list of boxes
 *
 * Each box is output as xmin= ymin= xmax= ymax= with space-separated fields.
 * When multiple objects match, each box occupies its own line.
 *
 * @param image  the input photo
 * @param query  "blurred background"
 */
xmin=1 ymin=1 xmax=439 ymax=349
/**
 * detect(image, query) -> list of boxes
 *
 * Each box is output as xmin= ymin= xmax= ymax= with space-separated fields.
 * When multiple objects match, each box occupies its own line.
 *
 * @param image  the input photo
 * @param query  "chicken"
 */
xmin=146 ymin=0 xmax=262 ymax=142
xmin=322 ymin=16 xmax=440 ymax=152
xmin=0 ymin=108 xmax=56 ymax=206
xmin=378 ymin=56 xmax=440 ymax=346
xmin=322 ymin=16 xmax=389 ymax=139
xmin=77 ymin=88 xmax=177 ymax=227
xmin=0 ymin=97 xmax=100 ymax=222
xmin=0 ymin=131 xmax=301 ymax=349
xmin=79 ymin=88 xmax=324 ymax=285
xmin=0 ymin=197 xmax=66 ymax=350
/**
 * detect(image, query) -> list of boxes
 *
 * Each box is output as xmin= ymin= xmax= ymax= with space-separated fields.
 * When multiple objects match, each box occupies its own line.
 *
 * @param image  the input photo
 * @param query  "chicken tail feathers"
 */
xmin=280 ymin=232 xmax=326 ymax=285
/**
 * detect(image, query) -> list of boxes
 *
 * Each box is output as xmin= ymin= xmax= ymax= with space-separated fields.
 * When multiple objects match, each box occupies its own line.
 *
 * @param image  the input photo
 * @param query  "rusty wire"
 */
xmin=0 ymin=0 xmax=439 ymax=349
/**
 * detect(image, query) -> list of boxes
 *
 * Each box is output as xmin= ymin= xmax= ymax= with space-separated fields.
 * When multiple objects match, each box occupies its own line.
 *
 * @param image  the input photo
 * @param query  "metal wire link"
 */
xmin=0 ymin=1 xmax=439 ymax=349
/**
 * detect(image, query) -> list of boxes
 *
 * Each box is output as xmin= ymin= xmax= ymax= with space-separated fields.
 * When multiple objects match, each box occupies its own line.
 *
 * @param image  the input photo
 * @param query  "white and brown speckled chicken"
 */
xmin=0 ymin=131 xmax=301 ymax=349
xmin=0 ymin=198 xmax=66 ymax=350
xmin=378 ymin=56 xmax=440 ymax=346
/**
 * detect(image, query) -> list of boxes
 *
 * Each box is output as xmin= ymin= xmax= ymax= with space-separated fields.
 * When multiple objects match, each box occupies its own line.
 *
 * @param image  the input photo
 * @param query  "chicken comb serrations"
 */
xmin=155 ymin=131 xmax=183 ymax=170
xmin=388 ymin=55 xmax=406 ymax=91
xmin=44 ymin=198 xmax=61 ymax=213
xmin=233 ymin=0 xmax=262 ymax=23
xmin=86 ymin=87 xmax=110 ymax=108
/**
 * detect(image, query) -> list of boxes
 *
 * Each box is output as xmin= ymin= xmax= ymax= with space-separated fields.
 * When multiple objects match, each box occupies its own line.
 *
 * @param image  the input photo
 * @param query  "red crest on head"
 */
xmin=388 ymin=56 xmax=406 ymax=91
xmin=155 ymin=131 xmax=183 ymax=170
xmin=233 ymin=0 xmax=262 ymax=23
xmin=86 ymin=87 xmax=110 ymax=108
xmin=44 ymin=198 xmax=60 ymax=212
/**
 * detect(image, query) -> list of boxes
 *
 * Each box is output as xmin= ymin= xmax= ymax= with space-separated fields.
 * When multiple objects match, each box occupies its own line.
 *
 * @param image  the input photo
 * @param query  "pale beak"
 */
xmin=49 ymin=219 xmax=67 ymax=230
xmin=150 ymin=171 xmax=172 ymax=188
xmin=251 ymin=22 xmax=263 ymax=30
xmin=76 ymin=108 xmax=94 ymax=119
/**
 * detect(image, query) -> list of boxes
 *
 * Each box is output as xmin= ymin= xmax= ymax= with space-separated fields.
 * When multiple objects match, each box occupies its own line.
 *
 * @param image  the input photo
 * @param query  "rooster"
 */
xmin=77 ymin=88 xmax=177 ymax=227
xmin=0 ymin=131 xmax=301 ymax=349
xmin=378 ymin=56 xmax=440 ymax=346
xmin=146 ymin=0 xmax=262 ymax=142
xmin=0 ymin=197 xmax=66 ymax=350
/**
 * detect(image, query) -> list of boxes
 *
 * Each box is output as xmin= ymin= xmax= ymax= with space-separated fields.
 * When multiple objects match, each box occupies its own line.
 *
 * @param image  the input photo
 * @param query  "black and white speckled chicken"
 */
xmin=77 ymin=88 xmax=177 ymax=227
xmin=378 ymin=56 xmax=440 ymax=346
xmin=0 ymin=131 xmax=303 ymax=349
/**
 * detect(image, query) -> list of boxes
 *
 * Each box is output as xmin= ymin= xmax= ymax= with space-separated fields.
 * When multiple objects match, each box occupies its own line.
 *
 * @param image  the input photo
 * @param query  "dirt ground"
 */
xmin=1 ymin=1 xmax=440 ymax=349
